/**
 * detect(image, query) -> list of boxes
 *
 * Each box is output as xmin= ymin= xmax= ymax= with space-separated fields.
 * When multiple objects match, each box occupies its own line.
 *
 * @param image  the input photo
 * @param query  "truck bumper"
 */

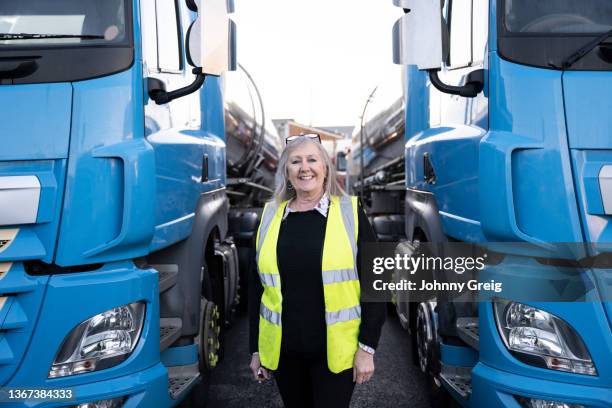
xmin=17 ymin=363 xmax=171 ymax=408
xmin=4 ymin=261 xmax=178 ymax=407
xmin=470 ymin=363 xmax=612 ymax=408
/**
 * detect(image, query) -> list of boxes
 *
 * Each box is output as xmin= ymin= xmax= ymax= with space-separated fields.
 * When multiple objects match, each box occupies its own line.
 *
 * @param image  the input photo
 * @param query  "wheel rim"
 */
xmin=416 ymin=305 xmax=429 ymax=374
xmin=198 ymin=299 xmax=221 ymax=370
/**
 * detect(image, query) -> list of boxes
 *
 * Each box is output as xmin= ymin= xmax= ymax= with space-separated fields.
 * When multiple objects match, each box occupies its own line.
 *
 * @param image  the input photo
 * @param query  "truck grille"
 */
xmin=0 ymin=262 xmax=46 ymax=385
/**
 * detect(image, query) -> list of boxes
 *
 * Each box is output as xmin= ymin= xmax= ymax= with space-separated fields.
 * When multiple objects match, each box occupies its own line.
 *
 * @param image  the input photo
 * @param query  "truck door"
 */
xmin=417 ymin=0 xmax=489 ymax=241
xmin=141 ymin=0 xmax=223 ymax=248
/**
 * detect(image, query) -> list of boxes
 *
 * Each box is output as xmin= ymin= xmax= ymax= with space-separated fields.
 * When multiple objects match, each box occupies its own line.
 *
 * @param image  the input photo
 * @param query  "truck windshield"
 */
xmin=0 ymin=0 xmax=127 ymax=48
xmin=499 ymin=0 xmax=612 ymax=70
xmin=504 ymin=0 xmax=612 ymax=34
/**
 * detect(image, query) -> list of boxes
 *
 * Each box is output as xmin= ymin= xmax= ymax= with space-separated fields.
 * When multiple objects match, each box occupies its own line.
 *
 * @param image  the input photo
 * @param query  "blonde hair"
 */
xmin=273 ymin=137 xmax=344 ymax=204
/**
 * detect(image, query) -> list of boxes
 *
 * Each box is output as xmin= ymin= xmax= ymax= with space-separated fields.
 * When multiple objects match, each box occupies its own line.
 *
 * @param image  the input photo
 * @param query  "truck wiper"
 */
xmin=556 ymin=28 xmax=612 ymax=69
xmin=0 ymin=33 xmax=105 ymax=40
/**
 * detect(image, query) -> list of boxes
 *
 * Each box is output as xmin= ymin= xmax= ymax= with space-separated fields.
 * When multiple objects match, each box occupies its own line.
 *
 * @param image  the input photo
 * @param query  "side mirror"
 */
xmin=392 ymin=0 xmax=483 ymax=98
xmin=150 ymin=0 xmax=237 ymax=105
xmin=392 ymin=0 xmax=443 ymax=70
xmin=187 ymin=0 xmax=237 ymax=75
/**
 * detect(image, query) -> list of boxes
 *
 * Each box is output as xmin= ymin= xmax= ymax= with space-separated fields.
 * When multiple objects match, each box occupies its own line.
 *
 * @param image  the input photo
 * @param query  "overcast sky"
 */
xmin=232 ymin=0 xmax=403 ymax=128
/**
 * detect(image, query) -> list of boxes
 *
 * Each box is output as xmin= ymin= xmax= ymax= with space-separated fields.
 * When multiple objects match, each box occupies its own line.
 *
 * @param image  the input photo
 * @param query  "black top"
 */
xmin=249 ymin=201 xmax=386 ymax=355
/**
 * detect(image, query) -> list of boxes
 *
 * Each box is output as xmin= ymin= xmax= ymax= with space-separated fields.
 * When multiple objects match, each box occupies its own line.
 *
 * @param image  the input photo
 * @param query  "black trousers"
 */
xmin=274 ymin=351 xmax=355 ymax=408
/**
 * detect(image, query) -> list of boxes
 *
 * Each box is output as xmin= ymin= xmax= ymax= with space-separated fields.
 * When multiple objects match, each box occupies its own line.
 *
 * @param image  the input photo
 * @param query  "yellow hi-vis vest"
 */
xmin=255 ymin=195 xmax=360 ymax=373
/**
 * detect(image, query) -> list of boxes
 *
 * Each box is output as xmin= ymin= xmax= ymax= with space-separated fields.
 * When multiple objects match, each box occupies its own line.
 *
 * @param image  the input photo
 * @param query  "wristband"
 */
xmin=358 ymin=342 xmax=375 ymax=355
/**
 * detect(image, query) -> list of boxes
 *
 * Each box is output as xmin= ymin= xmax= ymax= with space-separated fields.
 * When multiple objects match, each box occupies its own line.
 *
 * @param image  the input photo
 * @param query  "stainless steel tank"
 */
xmin=223 ymin=65 xmax=281 ymax=207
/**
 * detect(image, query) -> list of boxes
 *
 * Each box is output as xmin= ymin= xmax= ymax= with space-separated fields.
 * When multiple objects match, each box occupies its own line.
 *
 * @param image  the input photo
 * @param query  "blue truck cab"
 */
xmin=392 ymin=0 xmax=612 ymax=407
xmin=0 ymin=0 xmax=238 ymax=406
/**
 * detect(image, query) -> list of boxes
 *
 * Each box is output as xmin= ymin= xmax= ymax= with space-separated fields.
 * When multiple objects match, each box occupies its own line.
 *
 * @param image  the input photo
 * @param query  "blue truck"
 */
xmin=383 ymin=0 xmax=612 ymax=407
xmin=0 ymin=0 xmax=246 ymax=406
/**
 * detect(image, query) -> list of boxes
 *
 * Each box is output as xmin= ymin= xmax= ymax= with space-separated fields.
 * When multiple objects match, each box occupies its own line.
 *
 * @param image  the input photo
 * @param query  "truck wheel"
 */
xmin=415 ymin=302 xmax=456 ymax=408
xmin=415 ymin=303 xmax=434 ymax=374
xmin=199 ymin=298 xmax=222 ymax=371
xmin=188 ymin=298 xmax=222 ymax=407
xmin=187 ymin=255 xmax=224 ymax=407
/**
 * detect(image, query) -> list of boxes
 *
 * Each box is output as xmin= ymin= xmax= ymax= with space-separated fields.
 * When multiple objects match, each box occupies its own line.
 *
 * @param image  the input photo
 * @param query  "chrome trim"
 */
xmin=0 ymin=176 xmax=41 ymax=226
xmin=599 ymin=165 xmax=612 ymax=214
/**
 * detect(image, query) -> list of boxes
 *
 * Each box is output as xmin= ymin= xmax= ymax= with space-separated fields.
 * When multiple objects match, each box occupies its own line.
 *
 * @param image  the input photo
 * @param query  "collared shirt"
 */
xmin=282 ymin=194 xmax=329 ymax=220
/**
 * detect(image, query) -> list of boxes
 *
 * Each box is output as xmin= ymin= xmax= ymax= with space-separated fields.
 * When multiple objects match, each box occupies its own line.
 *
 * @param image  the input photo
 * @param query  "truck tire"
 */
xmin=187 ymin=300 xmax=215 ymax=407
xmin=198 ymin=298 xmax=222 ymax=371
xmin=187 ymin=258 xmax=224 ymax=407
xmin=417 ymin=304 xmax=455 ymax=408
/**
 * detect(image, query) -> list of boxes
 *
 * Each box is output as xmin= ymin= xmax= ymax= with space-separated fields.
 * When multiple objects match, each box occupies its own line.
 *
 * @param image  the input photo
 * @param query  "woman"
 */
xmin=248 ymin=133 xmax=385 ymax=407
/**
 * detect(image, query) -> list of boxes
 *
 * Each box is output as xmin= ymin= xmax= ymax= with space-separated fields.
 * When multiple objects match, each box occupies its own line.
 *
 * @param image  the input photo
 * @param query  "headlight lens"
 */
xmin=69 ymin=397 xmax=126 ymax=408
xmin=517 ymin=397 xmax=584 ymax=408
xmin=49 ymin=302 xmax=145 ymax=378
xmin=494 ymin=300 xmax=596 ymax=376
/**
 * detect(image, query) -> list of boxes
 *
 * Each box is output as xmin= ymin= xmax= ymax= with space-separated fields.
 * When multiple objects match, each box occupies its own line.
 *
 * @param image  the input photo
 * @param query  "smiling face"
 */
xmin=286 ymin=141 xmax=327 ymax=197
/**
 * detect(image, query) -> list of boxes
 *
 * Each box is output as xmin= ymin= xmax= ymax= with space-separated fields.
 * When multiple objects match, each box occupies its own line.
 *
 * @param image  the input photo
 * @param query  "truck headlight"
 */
xmin=69 ymin=397 xmax=126 ymax=408
xmin=517 ymin=397 xmax=584 ymax=408
xmin=493 ymin=300 xmax=596 ymax=376
xmin=49 ymin=302 xmax=145 ymax=378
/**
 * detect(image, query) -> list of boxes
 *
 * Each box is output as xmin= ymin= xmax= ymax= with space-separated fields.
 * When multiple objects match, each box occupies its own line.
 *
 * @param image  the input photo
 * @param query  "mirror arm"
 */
xmin=427 ymin=69 xmax=483 ymax=98
xmin=150 ymin=68 xmax=207 ymax=105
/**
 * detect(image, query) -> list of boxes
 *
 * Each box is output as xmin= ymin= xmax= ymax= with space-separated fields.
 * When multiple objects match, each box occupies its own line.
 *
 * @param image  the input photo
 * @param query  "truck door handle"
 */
xmin=202 ymin=154 xmax=209 ymax=182
xmin=423 ymin=153 xmax=436 ymax=184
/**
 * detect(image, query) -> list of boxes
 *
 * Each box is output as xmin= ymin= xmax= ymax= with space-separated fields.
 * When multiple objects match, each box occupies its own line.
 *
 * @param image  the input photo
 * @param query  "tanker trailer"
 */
xmin=349 ymin=73 xmax=407 ymax=242
xmin=223 ymin=65 xmax=281 ymax=309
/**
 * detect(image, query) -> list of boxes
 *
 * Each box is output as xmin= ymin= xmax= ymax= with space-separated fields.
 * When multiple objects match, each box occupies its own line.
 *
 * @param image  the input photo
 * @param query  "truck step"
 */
xmin=440 ymin=364 xmax=472 ymax=399
xmin=152 ymin=264 xmax=179 ymax=293
xmin=456 ymin=317 xmax=479 ymax=350
xmin=160 ymin=317 xmax=182 ymax=352
xmin=168 ymin=363 xmax=200 ymax=400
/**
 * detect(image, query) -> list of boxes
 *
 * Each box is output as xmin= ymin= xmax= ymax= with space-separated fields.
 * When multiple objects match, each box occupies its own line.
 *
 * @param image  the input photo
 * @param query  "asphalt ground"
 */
xmin=205 ymin=308 xmax=431 ymax=408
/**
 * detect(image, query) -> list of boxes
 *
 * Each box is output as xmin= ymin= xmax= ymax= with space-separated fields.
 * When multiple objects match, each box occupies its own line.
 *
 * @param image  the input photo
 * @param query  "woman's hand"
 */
xmin=249 ymin=353 xmax=271 ymax=382
xmin=353 ymin=348 xmax=375 ymax=384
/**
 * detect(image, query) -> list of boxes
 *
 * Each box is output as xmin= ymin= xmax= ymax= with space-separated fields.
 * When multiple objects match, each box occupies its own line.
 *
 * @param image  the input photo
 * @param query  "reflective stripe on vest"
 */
xmin=256 ymin=195 xmax=360 ymax=373
xmin=259 ymin=272 xmax=280 ymax=287
xmin=321 ymin=268 xmax=359 ymax=284
xmin=326 ymin=304 xmax=361 ymax=325
xmin=260 ymin=302 xmax=282 ymax=325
